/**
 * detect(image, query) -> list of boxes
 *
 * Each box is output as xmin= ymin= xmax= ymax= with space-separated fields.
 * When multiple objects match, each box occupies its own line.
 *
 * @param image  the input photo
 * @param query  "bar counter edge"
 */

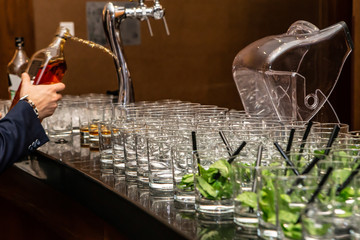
xmin=3 ymin=151 xmax=191 ymax=240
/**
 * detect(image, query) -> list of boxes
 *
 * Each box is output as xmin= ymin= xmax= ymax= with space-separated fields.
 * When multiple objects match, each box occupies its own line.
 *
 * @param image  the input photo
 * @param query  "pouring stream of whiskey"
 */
xmin=69 ymin=36 xmax=118 ymax=62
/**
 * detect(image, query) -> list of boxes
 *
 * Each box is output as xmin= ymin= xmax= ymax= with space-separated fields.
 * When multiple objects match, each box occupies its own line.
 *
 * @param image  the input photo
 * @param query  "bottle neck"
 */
xmin=16 ymin=44 xmax=24 ymax=50
xmin=9 ymin=47 xmax=28 ymax=65
xmin=50 ymin=35 xmax=67 ymax=46
xmin=14 ymin=48 xmax=28 ymax=59
xmin=48 ymin=36 xmax=67 ymax=56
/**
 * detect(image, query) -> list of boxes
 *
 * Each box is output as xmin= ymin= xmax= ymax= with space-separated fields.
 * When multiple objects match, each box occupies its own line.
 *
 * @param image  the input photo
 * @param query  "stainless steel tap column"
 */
xmin=102 ymin=3 xmax=133 ymax=104
xmin=102 ymin=1 xmax=169 ymax=105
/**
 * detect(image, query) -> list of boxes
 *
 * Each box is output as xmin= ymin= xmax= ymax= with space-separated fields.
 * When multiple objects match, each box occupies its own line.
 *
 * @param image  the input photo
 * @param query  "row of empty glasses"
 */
xmin=38 ymin=94 xmax=360 ymax=239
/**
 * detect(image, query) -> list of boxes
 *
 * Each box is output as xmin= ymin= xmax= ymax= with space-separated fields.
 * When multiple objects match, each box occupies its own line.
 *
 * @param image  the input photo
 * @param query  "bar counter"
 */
xmin=0 ymin=134 xmax=254 ymax=240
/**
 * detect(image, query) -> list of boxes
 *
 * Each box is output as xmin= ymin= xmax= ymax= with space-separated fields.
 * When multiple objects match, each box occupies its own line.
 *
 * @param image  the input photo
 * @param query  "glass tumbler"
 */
xmin=274 ymin=175 xmax=318 ymax=240
xmin=148 ymin=135 xmax=177 ymax=192
xmin=257 ymin=166 xmax=316 ymax=240
xmin=192 ymin=149 xmax=233 ymax=218
xmin=46 ymin=101 xmax=73 ymax=144
xmin=172 ymin=144 xmax=195 ymax=207
xmin=123 ymin=123 xmax=144 ymax=181
xmin=232 ymin=162 xmax=260 ymax=233
xmin=99 ymin=121 xmax=113 ymax=173
xmin=112 ymin=120 xmax=125 ymax=177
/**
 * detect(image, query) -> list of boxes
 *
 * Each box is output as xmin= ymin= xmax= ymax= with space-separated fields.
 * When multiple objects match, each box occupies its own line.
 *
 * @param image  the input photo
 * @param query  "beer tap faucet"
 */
xmin=102 ymin=0 xmax=170 ymax=104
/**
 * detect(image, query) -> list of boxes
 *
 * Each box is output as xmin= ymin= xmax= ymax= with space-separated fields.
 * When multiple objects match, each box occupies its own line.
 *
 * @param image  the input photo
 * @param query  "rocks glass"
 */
xmin=192 ymin=148 xmax=233 ymax=218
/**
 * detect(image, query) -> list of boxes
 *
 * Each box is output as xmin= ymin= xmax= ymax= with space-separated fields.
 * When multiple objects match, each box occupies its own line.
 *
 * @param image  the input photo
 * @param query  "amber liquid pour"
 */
xmin=10 ymin=58 xmax=66 ymax=110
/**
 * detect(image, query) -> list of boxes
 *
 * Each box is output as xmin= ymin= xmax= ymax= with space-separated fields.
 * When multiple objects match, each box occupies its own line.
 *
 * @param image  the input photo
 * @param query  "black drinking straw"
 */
xmin=336 ymin=163 xmax=360 ymax=195
xmin=219 ymin=131 xmax=233 ymax=156
xmin=191 ymin=131 xmax=201 ymax=172
xmin=274 ymin=142 xmax=300 ymax=176
xmin=227 ymin=141 xmax=247 ymax=164
xmin=298 ymin=121 xmax=313 ymax=155
xmin=287 ymin=125 xmax=340 ymax=195
xmin=285 ymin=128 xmax=296 ymax=156
xmin=296 ymin=167 xmax=333 ymax=224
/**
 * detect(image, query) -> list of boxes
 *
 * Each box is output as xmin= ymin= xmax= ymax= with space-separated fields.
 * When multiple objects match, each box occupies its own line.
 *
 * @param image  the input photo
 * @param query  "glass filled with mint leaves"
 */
xmin=232 ymin=161 xmax=262 ymax=233
xmin=192 ymin=149 xmax=234 ymax=217
xmin=319 ymin=158 xmax=359 ymax=238
xmin=349 ymin=172 xmax=360 ymax=240
xmin=301 ymin=159 xmax=358 ymax=240
xmin=275 ymin=175 xmax=319 ymax=240
xmin=257 ymin=166 xmax=318 ymax=240
xmin=256 ymin=165 xmax=294 ymax=239
xmin=301 ymin=185 xmax=334 ymax=240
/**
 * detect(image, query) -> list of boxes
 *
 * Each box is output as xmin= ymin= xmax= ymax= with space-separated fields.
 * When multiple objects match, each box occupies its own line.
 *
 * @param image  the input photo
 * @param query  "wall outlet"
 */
xmin=60 ymin=21 xmax=75 ymax=36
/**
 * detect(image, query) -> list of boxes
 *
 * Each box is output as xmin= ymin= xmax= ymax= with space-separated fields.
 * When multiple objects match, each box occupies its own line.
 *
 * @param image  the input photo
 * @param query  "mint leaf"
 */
xmin=177 ymin=173 xmax=194 ymax=190
xmin=331 ymin=168 xmax=351 ymax=183
xmin=197 ymin=176 xmax=218 ymax=199
xmin=209 ymin=159 xmax=232 ymax=178
xmin=282 ymin=223 xmax=302 ymax=240
xmin=279 ymin=210 xmax=298 ymax=224
xmin=314 ymin=149 xmax=325 ymax=156
xmin=199 ymin=164 xmax=219 ymax=184
xmin=338 ymin=186 xmax=355 ymax=200
xmin=236 ymin=192 xmax=257 ymax=209
xmin=196 ymin=159 xmax=234 ymax=200
xmin=303 ymin=218 xmax=331 ymax=236
xmin=259 ymin=186 xmax=276 ymax=224
xmin=221 ymin=180 xmax=233 ymax=199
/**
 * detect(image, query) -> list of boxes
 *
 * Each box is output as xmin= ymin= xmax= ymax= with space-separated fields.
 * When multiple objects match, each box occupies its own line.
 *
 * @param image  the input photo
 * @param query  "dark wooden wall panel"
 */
xmin=352 ymin=0 xmax=360 ymax=130
xmin=0 ymin=0 xmax=35 ymax=99
xmin=30 ymin=0 xmax=322 ymax=111
xmin=0 ymin=0 xmax=357 ymax=127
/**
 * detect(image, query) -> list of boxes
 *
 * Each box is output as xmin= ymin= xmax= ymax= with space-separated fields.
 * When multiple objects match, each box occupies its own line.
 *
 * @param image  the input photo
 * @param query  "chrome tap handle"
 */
xmin=146 ymin=17 xmax=154 ymax=37
xmin=102 ymin=0 xmax=169 ymax=104
xmin=152 ymin=0 xmax=164 ymax=19
xmin=152 ymin=0 xmax=170 ymax=35
xmin=162 ymin=16 xmax=170 ymax=35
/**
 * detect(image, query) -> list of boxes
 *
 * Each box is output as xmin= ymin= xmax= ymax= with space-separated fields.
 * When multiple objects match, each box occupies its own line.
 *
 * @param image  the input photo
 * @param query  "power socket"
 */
xmin=60 ymin=22 xmax=75 ymax=36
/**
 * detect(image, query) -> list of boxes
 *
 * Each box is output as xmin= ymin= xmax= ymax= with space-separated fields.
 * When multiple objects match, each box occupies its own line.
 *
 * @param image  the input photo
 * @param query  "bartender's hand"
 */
xmin=20 ymin=73 xmax=65 ymax=121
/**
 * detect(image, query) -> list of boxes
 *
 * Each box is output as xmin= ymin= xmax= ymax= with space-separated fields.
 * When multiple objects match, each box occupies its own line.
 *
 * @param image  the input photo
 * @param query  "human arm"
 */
xmin=0 ymin=101 xmax=48 ymax=172
xmin=0 ymin=73 xmax=65 ymax=172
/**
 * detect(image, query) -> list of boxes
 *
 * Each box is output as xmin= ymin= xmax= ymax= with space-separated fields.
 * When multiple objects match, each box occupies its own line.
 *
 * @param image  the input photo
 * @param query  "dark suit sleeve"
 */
xmin=0 ymin=100 xmax=49 ymax=172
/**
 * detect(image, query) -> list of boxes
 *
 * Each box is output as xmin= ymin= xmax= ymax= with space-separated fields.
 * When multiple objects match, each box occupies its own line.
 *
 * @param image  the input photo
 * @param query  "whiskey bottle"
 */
xmin=10 ymin=27 xmax=71 ymax=109
xmin=7 ymin=37 xmax=29 ymax=100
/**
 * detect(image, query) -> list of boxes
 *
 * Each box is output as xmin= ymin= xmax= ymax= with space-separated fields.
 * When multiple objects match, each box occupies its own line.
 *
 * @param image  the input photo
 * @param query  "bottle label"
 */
xmin=8 ymin=74 xmax=22 ymax=101
xmin=28 ymin=59 xmax=42 ymax=81
xmin=8 ymin=74 xmax=22 ymax=91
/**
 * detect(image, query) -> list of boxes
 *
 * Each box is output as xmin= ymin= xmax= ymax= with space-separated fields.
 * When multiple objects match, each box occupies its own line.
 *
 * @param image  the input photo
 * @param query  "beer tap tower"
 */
xmin=102 ymin=0 xmax=170 ymax=104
